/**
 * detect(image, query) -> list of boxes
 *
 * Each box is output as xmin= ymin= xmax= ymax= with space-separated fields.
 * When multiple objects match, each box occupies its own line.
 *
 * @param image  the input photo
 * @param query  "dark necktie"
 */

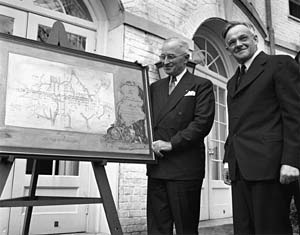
xmin=169 ymin=76 xmax=177 ymax=95
xmin=236 ymin=64 xmax=246 ymax=89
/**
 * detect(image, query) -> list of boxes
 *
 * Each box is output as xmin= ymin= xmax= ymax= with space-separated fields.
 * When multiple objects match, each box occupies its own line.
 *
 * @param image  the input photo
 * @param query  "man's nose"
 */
xmin=162 ymin=58 xmax=171 ymax=64
xmin=235 ymin=39 xmax=243 ymax=47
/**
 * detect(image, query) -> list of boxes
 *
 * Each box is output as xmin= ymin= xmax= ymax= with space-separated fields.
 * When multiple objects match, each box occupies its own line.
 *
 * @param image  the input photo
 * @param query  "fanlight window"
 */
xmin=193 ymin=37 xmax=227 ymax=78
xmin=33 ymin=0 xmax=93 ymax=21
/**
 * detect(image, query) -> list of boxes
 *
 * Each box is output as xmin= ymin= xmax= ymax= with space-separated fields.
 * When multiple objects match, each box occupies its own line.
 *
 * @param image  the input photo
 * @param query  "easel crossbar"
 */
xmin=0 ymin=196 xmax=102 ymax=207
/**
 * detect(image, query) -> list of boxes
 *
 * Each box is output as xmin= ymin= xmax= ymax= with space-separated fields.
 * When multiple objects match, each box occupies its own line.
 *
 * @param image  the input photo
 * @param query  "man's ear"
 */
xmin=253 ymin=34 xmax=258 ymax=43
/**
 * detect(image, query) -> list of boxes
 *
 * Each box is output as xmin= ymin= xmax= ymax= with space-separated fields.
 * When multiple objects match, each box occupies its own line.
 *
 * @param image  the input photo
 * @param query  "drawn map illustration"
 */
xmin=5 ymin=53 xmax=115 ymax=134
xmin=105 ymin=80 xmax=148 ymax=145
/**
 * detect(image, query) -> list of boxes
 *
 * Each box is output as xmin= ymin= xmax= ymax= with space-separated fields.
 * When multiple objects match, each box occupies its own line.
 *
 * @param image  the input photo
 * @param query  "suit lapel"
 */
xmin=227 ymin=69 xmax=239 ymax=98
xmin=229 ymin=52 xmax=267 ymax=98
xmin=155 ymin=72 xmax=194 ymax=125
xmin=153 ymin=78 xmax=169 ymax=124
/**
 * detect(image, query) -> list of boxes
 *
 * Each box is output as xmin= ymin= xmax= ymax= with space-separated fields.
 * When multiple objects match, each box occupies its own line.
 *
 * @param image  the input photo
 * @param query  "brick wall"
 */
xmin=122 ymin=0 xmax=220 ymax=38
xmin=271 ymin=0 xmax=300 ymax=49
xmin=118 ymin=163 xmax=148 ymax=235
xmin=123 ymin=26 xmax=164 ymax=84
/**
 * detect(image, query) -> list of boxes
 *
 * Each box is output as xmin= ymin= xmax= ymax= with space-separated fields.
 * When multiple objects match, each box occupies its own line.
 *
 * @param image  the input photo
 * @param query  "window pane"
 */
xmin=61 ymin=0 xmax=92 ymax=21
xmin=211 ymin=161 xmax=220 ymax=180
xmin=26 ymin=159 xmax=53 ymax=175
xmin=37 ymin=24 xmax=86 ymax=51
xmin=208 ymin=62 xmax=218 ymax=74
xmin=216 ymin=57 xmax=227 ymax=77
xmin=37 ymin=24 xmax=51 ymax=43
xmin=220 ymin=142 xmax=225 ymax=161
xmin=67 ymin=32 xmax=86 ymax=51
xmin=26 ymin=159 xmax=79 ymax=175
xmin=209 ymin=140 xmax=219 ymax=180
xmin=290 ymin=0 xmax=300 ymax=19
xmin=207 ymin=40 xmax=218 ymax=60
xmin=0 ymin=14 xmax=14 ymax=34
xmin=210 ymin=121 xmax=218 ymax=140
xmin=214 ymin=103 xmax=218 ymax=121
xmin=219 ymin=105 xmax=226 ymax=123
xmin=219 ymin=123 xmax=227 ymax=141
xmin=218 ymin=87 xmax=225 ymax=105
xmin=56 ymin=160 xmax=79 ymax=176
xmin=34 ymin=0 xmax=93 ymax=21
xmin=34 ymin=0 xmax=64 ymax=12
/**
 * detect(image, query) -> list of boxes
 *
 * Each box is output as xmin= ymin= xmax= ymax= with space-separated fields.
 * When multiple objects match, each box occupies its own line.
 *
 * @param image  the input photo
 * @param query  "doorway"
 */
xmin=193 ymin=32 xmax=233 ymax=221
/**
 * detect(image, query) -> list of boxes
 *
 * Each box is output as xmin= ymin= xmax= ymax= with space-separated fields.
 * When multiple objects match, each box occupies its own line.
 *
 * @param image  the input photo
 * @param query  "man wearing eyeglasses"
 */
xmin=222 ymin=21 xmax=300 ymax=234
xmin=147 ymin=37 xmax=215 ymax=235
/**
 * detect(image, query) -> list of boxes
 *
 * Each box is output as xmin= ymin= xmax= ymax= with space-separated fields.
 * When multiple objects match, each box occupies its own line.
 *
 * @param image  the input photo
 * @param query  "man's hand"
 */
xmin=152 ymin=140 xmax=172 ymax=157
xmin=280 ymin=164 xmax=299 ymax=184
xmin=223 ymin=164 xmax=231 ymax=185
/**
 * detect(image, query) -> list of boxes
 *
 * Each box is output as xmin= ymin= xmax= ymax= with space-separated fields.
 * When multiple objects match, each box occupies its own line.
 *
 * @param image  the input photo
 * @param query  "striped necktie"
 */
xmin=169 ymin=76 xmax=177 ymax=95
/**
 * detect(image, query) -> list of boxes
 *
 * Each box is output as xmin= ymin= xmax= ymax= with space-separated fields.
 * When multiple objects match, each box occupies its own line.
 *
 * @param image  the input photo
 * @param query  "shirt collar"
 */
xmin=243 ymin=49 xmax=262 ymax=70
xmin=170 ymin=68 xmax=187 ymax=86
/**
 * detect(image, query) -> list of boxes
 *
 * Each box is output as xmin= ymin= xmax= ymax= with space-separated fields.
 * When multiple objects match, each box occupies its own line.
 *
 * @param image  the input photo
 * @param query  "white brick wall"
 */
xmin=118 ymin=163 xmax=147 ymax=234
xmin=124 ymin=25 xmax=164 ymax=83
xmin=123 ymin=0 xmax=220 ymax=38
xmin=271 ymin=0 xmax=300 ymax=49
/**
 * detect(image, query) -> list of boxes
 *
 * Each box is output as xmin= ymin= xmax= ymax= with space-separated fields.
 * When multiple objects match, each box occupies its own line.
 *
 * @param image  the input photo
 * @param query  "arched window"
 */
xmin=0 ymin=0 xmax=97 ymax=52
xmin=193 ymin=36 xmax=228 ymax=78
xmin=33 ymin=0 xmax=93 ymax=21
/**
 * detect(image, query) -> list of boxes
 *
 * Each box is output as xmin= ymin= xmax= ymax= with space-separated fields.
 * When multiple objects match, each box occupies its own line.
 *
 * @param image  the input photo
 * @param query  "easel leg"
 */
xmin=92 ymin=161 xmax=123 ymax=235
xmin=0 ymin=155 xmax=14 ymax=197
xmin=22 ymin=159 xmax=40 ymax=235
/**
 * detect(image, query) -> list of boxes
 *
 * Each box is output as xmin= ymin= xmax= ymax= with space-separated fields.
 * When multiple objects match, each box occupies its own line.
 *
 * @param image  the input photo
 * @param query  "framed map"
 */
xmin=0 ymin=33 xmax=155 ymax=163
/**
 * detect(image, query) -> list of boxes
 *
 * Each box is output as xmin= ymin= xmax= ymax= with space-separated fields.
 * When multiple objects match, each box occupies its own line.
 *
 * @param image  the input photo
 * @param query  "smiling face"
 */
xmin=225 ymin=24 xmax=258 ymax=64
xmin=160 ymin=39 xmax=189 ymax=76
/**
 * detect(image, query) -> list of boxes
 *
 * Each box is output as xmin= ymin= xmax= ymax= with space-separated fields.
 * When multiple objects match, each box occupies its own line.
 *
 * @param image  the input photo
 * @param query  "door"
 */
xmin=207 ymin=81 xmax=232 ymax=219
xmin=195 ymin=69 xmax=232 ymax=221
xmin=2 ymin=8 xmax=98 ymax=234
xmin=9 ymin=160 xmax=91 ymax=234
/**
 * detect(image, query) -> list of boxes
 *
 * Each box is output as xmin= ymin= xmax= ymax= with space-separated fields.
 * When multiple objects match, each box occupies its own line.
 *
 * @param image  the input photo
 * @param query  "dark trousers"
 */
xmin=147 ymin=177 xmax=203 ymax=235
xmin=287 ymin=179 xmax=300 ymax=228
xmin=231 ymin=177 xmax=292 ymax=235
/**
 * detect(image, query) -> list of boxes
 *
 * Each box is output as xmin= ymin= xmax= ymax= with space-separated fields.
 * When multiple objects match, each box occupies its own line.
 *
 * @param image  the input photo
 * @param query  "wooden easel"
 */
xmin=0 ymin=157 xmax=122 ymax=235
xmin=0 ymin=21 xmax=123 ymax=235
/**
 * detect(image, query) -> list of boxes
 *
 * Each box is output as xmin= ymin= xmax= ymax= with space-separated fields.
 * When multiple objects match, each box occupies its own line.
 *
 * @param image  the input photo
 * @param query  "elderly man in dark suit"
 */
xmin=147 ymin=37 xmax=215 ymax=235
xmin=222 ymin=21 xmax=300 ymax=235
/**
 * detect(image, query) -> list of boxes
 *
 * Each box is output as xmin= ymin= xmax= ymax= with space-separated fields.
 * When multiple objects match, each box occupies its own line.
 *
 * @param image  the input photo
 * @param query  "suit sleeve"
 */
xmin=170 ymin=79 xmax=215 ymax=150
xmin=274 ymin=56 xmax=300 ymax=168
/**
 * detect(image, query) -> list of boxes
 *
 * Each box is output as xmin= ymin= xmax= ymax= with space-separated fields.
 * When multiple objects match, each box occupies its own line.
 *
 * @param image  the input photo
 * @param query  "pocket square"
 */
xmin=184 ymin=90 xmax=196 ymax=96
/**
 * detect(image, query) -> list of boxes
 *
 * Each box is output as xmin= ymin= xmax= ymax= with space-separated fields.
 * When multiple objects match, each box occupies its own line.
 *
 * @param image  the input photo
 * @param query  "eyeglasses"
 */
xmin=159 ymin=53 xmax=187 ymax=61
